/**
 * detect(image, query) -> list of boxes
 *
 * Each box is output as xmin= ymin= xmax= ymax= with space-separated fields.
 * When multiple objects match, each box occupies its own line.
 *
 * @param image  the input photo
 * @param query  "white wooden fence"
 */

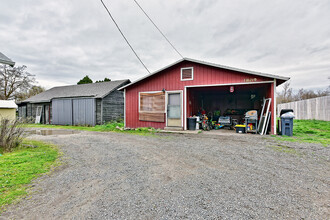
xmin=277 ymin=96 xmax=330 ymax=121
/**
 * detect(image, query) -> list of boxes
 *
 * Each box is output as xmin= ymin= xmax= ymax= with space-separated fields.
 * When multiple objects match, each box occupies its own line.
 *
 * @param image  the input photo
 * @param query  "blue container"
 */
xmin=280 ymin=112 xmax=294 ymax=136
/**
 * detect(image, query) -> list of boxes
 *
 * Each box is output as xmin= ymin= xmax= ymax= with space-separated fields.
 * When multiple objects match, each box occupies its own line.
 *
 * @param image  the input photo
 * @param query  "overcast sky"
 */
xmin=1 ymin=0 xmax=329 ymax=91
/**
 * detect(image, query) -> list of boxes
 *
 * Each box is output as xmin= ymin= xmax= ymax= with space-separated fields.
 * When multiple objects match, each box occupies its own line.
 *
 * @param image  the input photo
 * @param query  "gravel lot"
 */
xmin=1 ymin=130 xmax=329 ymax=219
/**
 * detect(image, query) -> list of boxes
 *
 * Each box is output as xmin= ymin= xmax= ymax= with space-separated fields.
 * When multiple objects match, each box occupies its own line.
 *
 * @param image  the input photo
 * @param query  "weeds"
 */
xmin=0 ymin=119 xmax=25 ymax=153
xmin=268 ymin=145 xmax=303 ymax=156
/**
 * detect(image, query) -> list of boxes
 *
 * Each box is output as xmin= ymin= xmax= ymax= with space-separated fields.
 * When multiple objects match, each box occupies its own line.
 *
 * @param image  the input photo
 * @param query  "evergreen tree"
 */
xmin=96 ymin=77 xmax=111 ymax=83
xmin=77 ymin=75 xmax=93 ymax=84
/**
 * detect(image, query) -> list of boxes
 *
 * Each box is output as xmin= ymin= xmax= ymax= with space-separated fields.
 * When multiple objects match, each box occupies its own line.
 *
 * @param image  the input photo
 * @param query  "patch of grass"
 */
xmin=0 ymin=140 xmax=60 ymax=211
xmin=23 ymin=122 xmax=158 ymax=136
xmin=275 ymin=119 xmax=330 ymax=147
xmin=268 ymin=145 xmax=302 ymax=156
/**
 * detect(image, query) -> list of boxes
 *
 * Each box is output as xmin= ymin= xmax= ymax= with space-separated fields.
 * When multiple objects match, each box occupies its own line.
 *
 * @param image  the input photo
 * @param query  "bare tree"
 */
xmin=0 ymin=64 xmax=35 ymax=100
xmin=277 ymin=80 xmax=329 ymax=104
xmin=16 ymin=85 xmax=45 ymax=101
xmin=277 ymin=82 xmax=293 ymax=103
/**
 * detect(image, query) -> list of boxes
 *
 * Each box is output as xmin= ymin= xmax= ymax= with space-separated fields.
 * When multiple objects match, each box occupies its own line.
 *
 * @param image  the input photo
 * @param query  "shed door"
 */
xmin=52 ymin=98 xmax=96 ymax=126
xmin=52 ymin=99 xmax=73 ymax=125
xmin=72 ymin=99 xmax=95 ymax=126
xmin=167 ymin=92 xmax=182 ymax=127
xmin=45 ymin=105 xmax=50 ymax=124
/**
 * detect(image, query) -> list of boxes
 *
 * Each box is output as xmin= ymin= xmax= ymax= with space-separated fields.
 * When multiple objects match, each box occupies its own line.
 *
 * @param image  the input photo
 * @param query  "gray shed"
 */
xmin=18 ymin=79 xmax=130 ymax=126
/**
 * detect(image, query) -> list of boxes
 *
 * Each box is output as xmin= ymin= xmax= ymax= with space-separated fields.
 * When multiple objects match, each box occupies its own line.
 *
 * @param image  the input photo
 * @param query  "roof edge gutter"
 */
xmin=0 ymin=59 xmax=15 ymax=67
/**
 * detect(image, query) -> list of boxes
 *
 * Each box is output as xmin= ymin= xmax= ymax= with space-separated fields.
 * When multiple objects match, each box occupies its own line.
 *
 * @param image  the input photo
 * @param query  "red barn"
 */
xmin=119 ymin=58 xmax=289 ymax=134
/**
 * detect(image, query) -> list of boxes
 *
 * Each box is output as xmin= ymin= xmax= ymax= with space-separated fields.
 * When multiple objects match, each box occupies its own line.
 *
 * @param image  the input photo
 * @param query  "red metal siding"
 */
xmin=125 ymin=61 xmax=275 ymax=132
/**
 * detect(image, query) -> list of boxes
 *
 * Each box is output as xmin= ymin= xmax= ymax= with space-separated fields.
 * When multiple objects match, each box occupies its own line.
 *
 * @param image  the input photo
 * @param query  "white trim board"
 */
xmin=184 ymin=80 xmax=274 ymax=88
xmin=273 ymin=79 xmax=277 ymax=135
xmin=124 ymin=89 xmax=126 ymax=128
xmin=184 ymin=87 xmax=187 ymax=130
xmin=181 ymin=67 xmax=194 ymax=81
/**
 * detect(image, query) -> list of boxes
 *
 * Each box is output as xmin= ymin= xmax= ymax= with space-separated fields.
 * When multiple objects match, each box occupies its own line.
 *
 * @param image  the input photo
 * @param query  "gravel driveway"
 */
xmin=1 ymin=130 xmax=329 ymax=219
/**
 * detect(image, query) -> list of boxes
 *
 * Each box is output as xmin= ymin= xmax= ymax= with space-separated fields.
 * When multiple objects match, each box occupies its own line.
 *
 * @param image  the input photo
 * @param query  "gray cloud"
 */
xmin=0 ymin=0 xmax=329 ymax=91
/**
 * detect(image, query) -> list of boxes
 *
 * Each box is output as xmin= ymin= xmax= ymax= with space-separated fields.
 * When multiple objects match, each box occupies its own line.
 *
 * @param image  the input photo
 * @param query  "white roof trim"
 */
xmin=0 ymin=100 xmax=18 ymax=109
xmin=119 ymin=57 xmax=290 ymax=90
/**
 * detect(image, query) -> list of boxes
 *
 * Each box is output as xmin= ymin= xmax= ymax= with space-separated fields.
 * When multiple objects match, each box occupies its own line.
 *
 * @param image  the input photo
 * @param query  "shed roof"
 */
xmin=22 ymin=79 xmax=130 ymax=103
xmin=0 ymin=52 xmax=15 ymax=66
xmin=119 ymin=57 xmax=290 ymax=90
xmin=0 ymin=100 xmax=18 ymax=109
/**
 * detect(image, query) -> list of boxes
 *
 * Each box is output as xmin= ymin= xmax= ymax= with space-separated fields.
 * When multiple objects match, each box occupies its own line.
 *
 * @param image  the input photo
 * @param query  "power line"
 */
xmin=100 ymin=0 xmax=151 ymax=73
xmin=132 ymin=0 xmax=184 ymax=59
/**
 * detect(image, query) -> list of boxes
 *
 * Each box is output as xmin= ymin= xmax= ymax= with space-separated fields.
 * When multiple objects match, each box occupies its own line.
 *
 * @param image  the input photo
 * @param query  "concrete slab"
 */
xmin=159 ymin=128 xmax=260 ymax=136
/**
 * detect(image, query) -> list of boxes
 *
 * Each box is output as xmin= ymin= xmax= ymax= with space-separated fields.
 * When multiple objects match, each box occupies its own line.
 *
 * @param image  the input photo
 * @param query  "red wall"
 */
xmin=125 ymin=60 xmax=275 ymax=131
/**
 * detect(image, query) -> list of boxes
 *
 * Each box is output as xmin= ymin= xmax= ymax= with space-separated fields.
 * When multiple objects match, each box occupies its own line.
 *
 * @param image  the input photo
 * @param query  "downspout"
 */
xmin=184 ymin=87 xmax=187 ymax=130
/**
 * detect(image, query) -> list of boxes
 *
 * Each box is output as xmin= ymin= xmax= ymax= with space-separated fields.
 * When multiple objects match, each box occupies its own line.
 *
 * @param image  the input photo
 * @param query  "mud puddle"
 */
xmin=26 ymin=129 xmax=80 ymax=136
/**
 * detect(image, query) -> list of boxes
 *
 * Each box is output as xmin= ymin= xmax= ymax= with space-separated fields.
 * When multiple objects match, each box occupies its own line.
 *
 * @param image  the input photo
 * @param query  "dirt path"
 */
xmin=1 ymin=131 xmax=329 ymax=219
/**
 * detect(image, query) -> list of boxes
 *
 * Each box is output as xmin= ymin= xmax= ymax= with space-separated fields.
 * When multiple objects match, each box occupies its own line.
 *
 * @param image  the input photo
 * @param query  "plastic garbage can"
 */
xmin=280 ymin=112 xmax=295 ymax=136
xmin=187 ymin=117 xmax=197 ymax=130
xmin=280 ymin=109 xmax=293 ymax=116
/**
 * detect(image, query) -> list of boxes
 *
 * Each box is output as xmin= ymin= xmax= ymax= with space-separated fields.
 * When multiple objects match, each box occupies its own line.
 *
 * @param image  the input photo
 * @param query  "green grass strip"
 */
xmin=0 ymin=140 xmax=60 ymax=212
xmin=276 ymin=119 xmax=330 ymax=146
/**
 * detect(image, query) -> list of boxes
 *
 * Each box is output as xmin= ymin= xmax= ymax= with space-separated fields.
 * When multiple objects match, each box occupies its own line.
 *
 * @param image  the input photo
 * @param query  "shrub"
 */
xmin=0 ymin=118 xmax=25 ymax=152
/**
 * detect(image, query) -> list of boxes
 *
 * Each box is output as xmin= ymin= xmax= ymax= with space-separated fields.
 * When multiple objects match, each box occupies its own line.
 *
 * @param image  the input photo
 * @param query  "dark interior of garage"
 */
xmin=187 ymin=84 xmax=272 ymax=133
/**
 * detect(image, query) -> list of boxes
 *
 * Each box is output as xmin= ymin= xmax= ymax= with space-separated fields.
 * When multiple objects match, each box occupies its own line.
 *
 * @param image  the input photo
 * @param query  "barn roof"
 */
xmin=0 ymin=100 xmax=17 ymax=109
xmin=21 ymin=79 xmax=130 ymax=103
xmin=0 ymin=52 xmax=15 ymax=66
xmin=119 ymin=57 xmax=290 ymax=90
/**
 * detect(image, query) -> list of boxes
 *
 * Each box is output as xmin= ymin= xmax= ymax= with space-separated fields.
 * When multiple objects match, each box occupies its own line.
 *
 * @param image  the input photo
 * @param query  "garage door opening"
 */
xmin=186 ymin=83 xmax=274 ymax=134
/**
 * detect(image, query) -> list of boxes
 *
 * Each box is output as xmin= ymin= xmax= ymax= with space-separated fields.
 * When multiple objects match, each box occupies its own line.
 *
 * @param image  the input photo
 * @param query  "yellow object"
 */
xmin=0 ymin=108 xmax=16 ymax=120
xmin=235 ymin=125 xmax=246 ymax=128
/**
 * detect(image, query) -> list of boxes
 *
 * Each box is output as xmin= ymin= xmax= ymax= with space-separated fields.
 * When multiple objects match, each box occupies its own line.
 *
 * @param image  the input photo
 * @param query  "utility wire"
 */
xmin=100 ymin=0 xmax=150 ymax=73
xmin=132 ymin=0 xmax=184 ymax=59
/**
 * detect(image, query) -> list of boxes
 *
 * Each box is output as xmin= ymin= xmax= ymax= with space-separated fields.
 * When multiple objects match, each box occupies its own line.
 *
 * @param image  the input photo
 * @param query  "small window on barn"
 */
xmin=181 ymin=67 xmax=193 ymax=81
xmin=139 ymin=92 xmax=165 ymax=122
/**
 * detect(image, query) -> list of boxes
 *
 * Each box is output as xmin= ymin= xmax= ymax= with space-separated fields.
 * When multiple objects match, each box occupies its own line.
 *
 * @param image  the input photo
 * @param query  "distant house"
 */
xmin=0 ymin=52 xmax=15 ymax=66
xmin=18 ymin=80 xmax=130 ymax=125
xmin=0 ymin=100 xmax=17 ymax=120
